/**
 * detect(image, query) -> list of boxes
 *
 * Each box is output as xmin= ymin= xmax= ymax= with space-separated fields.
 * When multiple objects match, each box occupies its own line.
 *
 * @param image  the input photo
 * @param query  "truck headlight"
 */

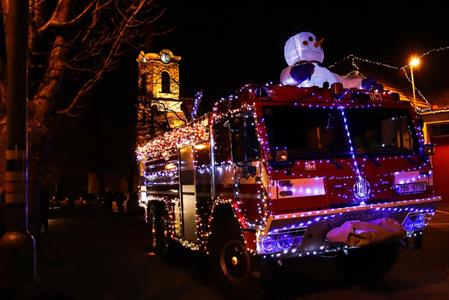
xmin=261 ymin=236 xmax=276 ymax=252
xmin=277 ymin=233 xmax=294 ymax=250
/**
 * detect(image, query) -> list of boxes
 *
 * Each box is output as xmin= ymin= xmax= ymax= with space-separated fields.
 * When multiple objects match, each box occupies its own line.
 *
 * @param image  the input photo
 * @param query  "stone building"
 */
xmin=136 ymin=49 xmax=187 ymax=146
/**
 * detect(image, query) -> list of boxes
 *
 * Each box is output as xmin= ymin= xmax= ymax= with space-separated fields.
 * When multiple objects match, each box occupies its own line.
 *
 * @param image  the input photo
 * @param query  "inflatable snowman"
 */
xmin=280 ymin=32 xmax=363 ymax=89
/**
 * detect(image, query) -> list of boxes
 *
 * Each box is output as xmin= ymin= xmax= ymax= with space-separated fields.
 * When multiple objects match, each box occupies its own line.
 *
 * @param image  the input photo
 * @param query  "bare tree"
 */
xmin=0 ymin=0 xmax=168 ymax=232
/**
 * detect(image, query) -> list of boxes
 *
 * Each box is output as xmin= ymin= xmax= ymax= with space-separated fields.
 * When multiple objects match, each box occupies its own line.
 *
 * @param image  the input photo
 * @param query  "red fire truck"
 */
xmin=136 ymin=83 xmax=441 ymax=287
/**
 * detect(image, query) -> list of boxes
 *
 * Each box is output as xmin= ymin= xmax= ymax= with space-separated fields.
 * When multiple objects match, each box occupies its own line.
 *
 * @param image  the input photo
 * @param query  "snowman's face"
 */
xmin=284 ymin=32 xmax=325 ymax=65
xmin=300 ymin=33 xmax=322 ymax=53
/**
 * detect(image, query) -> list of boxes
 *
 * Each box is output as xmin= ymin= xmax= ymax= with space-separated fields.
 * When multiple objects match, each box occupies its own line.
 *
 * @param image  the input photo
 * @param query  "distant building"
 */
xmin=421 ymin=109 xmax=449 ymax=202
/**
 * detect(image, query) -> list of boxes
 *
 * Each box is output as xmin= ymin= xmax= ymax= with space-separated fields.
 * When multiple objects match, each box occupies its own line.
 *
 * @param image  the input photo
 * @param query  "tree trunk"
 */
xmin=26 ymin=2 xmax=71 ymax=235
xmin=0 ymin=0 xmax=8 ymax=188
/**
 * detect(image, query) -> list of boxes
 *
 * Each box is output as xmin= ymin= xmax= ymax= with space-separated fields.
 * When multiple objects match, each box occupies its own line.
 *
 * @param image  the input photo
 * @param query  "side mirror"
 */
xmin=229 ymin=116 xmax=260 ymax=163
xmin=423 ymin=143 xmax=434 ymax=156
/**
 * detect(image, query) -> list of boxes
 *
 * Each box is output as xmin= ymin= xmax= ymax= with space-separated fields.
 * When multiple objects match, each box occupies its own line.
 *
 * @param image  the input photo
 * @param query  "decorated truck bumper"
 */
xmin=257 ymin=196 xmax=441 ymax=260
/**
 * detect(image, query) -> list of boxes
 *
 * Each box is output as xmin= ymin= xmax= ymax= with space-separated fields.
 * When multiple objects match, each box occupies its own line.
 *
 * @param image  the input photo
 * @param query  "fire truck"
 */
xmin=136 ymin=82 xmax=441 ymax=287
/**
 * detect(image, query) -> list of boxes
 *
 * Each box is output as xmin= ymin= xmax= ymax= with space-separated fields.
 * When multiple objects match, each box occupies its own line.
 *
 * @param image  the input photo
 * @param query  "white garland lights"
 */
xmin=191 ymin=90 xmax=203 ymax=120
xmin=137 ymin=83 xmax=441 ymax=259
xmin=137 ymin=47 xmax=447 ymax=259
xmin=328 ymin=46 xmax=449 ymax=110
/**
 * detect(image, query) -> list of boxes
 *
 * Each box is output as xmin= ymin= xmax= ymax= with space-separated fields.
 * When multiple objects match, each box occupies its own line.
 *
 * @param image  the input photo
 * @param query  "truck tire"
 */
xmin=147 ymin=204 xmax=171 ymax=256
xmin=334 ymin=241 xmax=400 ymax=281
xmin=209 ymin=218 xmax=253 ymax=292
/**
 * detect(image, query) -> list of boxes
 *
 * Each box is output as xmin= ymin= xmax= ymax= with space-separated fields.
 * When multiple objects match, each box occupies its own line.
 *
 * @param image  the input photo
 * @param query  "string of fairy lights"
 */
xmin=136 ymin=46 xmax=447 ymax=258
xmin=191 ymin=90 xmax=203 ymax=119
xmin=136 ymin=82 xmax=441 ymax=258
xmin=328 ymin=45 xmax=449 ymax=109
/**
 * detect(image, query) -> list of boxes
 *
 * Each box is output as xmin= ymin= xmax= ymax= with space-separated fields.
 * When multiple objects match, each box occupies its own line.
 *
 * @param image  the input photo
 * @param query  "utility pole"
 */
xmin=408 ymin=56 xmax=421 ymax=110
xmin=0 ymin=0 xmax=36 ymax=283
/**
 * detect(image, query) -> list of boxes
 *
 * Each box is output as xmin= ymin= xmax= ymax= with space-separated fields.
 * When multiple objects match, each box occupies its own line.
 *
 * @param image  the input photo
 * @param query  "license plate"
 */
xmin=396 ymin=182 xmax=427 ymax=194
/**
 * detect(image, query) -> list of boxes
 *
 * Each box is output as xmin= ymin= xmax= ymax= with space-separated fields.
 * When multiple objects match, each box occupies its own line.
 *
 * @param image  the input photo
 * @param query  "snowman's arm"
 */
xmin=280 ymin=63 xmax=315 ymax=85
xmin=291 ymin=63 xmax=315 ymax=82
xmin=335 ymin=74 xmax=363 ymax=89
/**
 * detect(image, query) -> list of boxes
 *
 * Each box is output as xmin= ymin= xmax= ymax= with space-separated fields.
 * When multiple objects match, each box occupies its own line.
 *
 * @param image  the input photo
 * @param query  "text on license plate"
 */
xmin=396 ymin=182 xmax=427 ymax=194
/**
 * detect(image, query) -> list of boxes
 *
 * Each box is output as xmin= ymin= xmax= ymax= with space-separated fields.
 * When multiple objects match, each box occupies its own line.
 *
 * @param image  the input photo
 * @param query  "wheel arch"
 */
xmin=207 ymin=202 xmax=255 ymax=289
xmin=146 ymin=198 xmax=170 ymax=216
xmin=208 ymin=202 xmax=243 ymax=249
xmin=146 ymin=199 xmax=173 ymax=236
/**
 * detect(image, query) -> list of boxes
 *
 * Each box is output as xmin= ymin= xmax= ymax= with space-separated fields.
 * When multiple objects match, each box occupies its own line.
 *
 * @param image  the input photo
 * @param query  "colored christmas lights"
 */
xmin=137 ymin=81 xmax=441 ymax=260
xmin=325 ymin=48 xmax=449 ymax=109
xmin=191 ymin=90 xmax=203 ymax=119
xmin=136 ymin=116 xmax=209 ymax=162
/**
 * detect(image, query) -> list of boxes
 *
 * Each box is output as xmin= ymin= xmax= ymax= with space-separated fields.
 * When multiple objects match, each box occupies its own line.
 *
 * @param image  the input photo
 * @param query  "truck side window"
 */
xmin=230 ymin=115 xmax=260 ymax=163
xmin=213 ymin=122 xmax=231 ymax=164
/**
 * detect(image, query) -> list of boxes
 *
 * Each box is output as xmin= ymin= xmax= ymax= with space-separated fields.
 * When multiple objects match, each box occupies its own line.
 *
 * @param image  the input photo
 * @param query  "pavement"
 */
xmin=1 ymin=202 xmax=449 ymax=300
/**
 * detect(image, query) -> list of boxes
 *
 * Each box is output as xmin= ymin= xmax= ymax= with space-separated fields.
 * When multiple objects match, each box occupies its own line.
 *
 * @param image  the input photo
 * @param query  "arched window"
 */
xmin=161 ymin=71 xmax=171 ymax=93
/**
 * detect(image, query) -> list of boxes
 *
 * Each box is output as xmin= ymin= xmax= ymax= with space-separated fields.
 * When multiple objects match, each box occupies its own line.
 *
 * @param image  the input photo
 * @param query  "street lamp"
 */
xmin=409 ymin=56 xmax=421 ymax=108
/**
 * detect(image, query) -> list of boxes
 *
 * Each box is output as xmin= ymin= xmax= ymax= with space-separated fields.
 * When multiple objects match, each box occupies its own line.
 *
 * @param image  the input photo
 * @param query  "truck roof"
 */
xmin=212 ymin=83 xmax=403 ymax=115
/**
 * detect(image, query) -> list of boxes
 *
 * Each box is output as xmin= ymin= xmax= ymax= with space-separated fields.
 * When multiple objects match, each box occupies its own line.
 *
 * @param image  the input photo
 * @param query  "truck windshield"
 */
xmin=262 ymin=106 xmax=418 ymax=161
xmin=345 ymin=108 xmax=417 ymax=156
xmin=263 ymin=107 xmax=350 ymax=160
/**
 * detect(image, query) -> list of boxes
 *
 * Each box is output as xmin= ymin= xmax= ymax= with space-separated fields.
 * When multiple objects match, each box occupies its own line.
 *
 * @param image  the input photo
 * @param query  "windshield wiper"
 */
xmin=404 ymin=155 xmax=420 ymax=167
xmin=329 ymin=158 xmax=343 ymax=169
xmin=361 ymin=152 xmax=381 ymax=167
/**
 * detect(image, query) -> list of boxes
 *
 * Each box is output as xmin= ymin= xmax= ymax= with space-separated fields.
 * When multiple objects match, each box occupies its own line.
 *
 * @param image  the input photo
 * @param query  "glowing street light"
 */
xmin=409 ymin=56 xmax=421 ymax=108
xmin=410 ymin=57 xmax=420 ymax=67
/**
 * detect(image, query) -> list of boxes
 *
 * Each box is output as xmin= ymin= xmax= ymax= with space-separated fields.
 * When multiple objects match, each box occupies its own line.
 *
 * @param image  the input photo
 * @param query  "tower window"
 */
xmin=161 ymin=71 xmax=171 ymax=93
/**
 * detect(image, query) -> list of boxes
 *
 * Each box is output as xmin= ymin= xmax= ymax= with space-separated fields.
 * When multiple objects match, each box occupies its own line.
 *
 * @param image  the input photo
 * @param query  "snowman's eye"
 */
xmin=303 ymin=41 xmax=308 ymax=46
xmin=308 ymin=36 xmax=314 ymax=41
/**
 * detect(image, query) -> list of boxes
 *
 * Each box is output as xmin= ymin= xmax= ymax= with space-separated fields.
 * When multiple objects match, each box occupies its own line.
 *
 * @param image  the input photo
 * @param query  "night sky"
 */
xmin=54 ymin=0 xmax=449 ymax=194
xmin=159 ymin=0 xmax=449 ymax=101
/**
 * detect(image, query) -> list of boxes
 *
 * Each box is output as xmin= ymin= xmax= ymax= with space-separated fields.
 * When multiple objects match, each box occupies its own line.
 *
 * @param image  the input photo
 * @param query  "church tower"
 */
xmin=136 ymin=49 xmax=185 ymax=146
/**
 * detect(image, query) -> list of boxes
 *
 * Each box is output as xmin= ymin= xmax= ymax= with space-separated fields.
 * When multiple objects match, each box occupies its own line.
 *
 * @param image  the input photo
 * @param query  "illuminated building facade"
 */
xmin=136 ymin=49 xmax=185 ymax=146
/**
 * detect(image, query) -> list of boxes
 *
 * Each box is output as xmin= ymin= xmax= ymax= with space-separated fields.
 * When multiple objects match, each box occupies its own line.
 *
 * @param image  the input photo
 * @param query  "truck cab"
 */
xmin=137 ymin=83 xmax=441 ymax=288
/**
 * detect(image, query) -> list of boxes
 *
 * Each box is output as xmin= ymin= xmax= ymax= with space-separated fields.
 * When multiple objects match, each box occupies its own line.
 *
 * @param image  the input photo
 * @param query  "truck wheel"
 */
xmin=334 ymin=241 xmax=400 ymax=281
xmin=210 ymin=219 xmax=253 ymax=291
xmin=147 ymin=205 xmax=171 ymax=256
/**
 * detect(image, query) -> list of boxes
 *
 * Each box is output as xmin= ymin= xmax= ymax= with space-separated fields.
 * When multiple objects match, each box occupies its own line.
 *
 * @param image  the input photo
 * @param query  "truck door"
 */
xmin=178 ymin=146 xmax=197 ymax=242
xmin=193 ymin=143 xmax=212 ymax=235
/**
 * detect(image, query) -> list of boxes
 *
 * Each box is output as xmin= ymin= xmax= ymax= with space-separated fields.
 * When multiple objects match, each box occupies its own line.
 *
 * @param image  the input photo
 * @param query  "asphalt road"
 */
xmin=8 ymin=204 xmax=449 ymax=300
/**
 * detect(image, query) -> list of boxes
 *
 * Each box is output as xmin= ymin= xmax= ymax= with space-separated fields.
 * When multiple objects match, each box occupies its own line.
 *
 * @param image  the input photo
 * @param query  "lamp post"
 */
xmin=0 ymin=0 xmax=36 ymax=283
xmin=409 ymin=57 xmax=420 ymax=109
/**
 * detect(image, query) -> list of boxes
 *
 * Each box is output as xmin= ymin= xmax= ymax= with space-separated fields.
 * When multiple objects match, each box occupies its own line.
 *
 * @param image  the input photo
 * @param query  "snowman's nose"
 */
xmin=314 ymin=38 xmax=325 ymax=48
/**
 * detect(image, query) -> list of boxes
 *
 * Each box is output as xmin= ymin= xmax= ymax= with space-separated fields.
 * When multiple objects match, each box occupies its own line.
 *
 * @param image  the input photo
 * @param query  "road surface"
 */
xmin=4 ymin=204 xmax=449 ymax=300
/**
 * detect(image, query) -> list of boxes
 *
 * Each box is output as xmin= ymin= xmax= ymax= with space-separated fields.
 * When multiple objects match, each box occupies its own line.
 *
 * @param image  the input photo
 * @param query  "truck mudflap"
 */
xmin=257 ymin=196 xmax=441 ymax=259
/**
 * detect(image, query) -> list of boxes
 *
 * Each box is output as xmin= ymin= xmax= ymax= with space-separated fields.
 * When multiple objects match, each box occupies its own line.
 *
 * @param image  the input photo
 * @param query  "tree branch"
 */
xmin=57 ymin=0 xmax=149 ymax=115
xmin=38 ymin=0 xmax=98 ymax=33
xmin=148 ymin=26 xmax=175 ymax=37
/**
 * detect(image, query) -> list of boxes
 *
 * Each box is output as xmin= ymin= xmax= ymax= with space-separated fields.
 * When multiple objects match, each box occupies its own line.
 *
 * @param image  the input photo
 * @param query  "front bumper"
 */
xmin=258 ymin=196 xmax=442 ymax=259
